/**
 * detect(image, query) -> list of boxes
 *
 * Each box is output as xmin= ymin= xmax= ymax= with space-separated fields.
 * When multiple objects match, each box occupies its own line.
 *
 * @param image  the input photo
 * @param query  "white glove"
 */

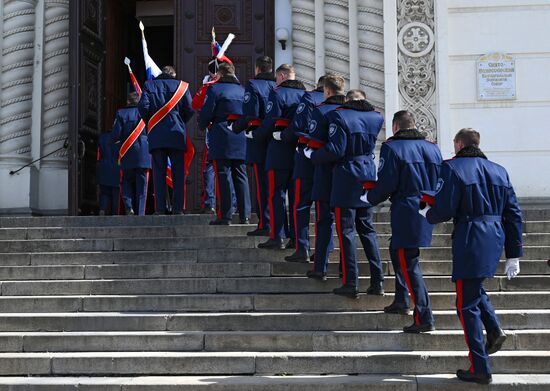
xmin=418 ymin=204 xmax=431 ymax=218
xmin=273 ymin=131 xmax=282 ymax=141
xmin=360 ymin=191 xmax=369 ymax=203
xmin=245 ymin=130 xmax=253 ymax=139
xmin=202 ymin=75 xmax=210 ymax=84
xmin=303 ymin=147 xmax=313 ymax=159
xmin=504 ymin=258 xmax=520 ymax=280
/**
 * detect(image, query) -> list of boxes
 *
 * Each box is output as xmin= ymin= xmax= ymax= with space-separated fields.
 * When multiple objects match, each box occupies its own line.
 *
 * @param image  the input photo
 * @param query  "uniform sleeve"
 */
xmin=197 ymin=88 xmax=216 ymax=131
xmin=137 ymin=84 xmax=151 ymax=122
xmin=426 ymin=162 xmax=461 ymax=224
xmin=281 ymin=95 xmax=313 ymax=144
xmin=110 ymin=112 xmax=123 ymax=144
xmin=310 ymin=115 xmax=346 ymax=164
xmin=177 ymin=90 xmax=194 ymax=124
xmin=367 ymin=143 xmax=400 ymax=206
xmin=234 ymin=83 xmax=258 ymax=133
xmin=253 ymin=91 xmax=281 ymax=142
xmin=502 ymin=178 xmax=523 ymax=258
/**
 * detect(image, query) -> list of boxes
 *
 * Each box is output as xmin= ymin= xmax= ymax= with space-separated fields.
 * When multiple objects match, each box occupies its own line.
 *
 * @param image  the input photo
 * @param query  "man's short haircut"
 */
xmin=276 ymin=64 xmax=295 ymax=77
xmin=256 ymin=56 xmax=273 ymax=73
xmin=217 ymin=62 xmax=236 ymax=76
xmin=162 ymin=66 xmax=176 ymax=78
xmin=454 ymin=128 xmax=481 ymax=148
xmin=127 ymin=91 xmax=140 ymax=106
xmin=346 ymin=89 xmax=366 ymax=101
xmin=324 ymin=75 xmax=345 ymax=95
xmin=317 ymin=75 xmax=327 ymax=89
xmin=392 ymin=110 xmax=416 ymax=130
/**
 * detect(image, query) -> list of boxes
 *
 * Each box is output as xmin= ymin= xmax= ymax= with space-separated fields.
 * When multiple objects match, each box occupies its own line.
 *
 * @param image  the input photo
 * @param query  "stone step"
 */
xmin=0 ymin=374 xmax=548 ymax=391
xmin=0 ymin=291 xmax=547 ymax=313
xmin=0 ymin=350 xmax=547 ymax=376
xmin=0 ymin=260 xmax=546 ymax=281
xmin=0 ymin=310 xmax=546 ymax=332
xmin=1 ymin=275 xmax=548 ymax=296
xmin=0 ymin=329 xmax=547 ymax=353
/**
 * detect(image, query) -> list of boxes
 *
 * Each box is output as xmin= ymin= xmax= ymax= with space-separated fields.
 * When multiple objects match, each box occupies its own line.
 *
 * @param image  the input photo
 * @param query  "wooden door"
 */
xmin=175 ymin=0 xmax=275 ymax=211
xmin=69 ymin=0 xmax=106 ymax=215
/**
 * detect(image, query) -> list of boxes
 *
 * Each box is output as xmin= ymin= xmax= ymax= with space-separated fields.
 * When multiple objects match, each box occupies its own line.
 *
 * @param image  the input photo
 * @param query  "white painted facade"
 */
xmin=0 ymin=0 xmax=547 ymax=215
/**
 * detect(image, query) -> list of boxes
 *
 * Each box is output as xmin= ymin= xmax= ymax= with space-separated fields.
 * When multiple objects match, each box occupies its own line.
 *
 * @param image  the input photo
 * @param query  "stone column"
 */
xmin=290 ymin=0 xmax=316 ymax=89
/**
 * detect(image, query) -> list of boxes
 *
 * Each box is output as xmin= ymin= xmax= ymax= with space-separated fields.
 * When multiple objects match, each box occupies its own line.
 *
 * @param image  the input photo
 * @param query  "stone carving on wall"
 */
xmin=0 ymin=0 xmax=36 ymax=157
xmin=397 ymin=0 xmax=437 ymax=141
xmin=290 ymin=0 xmax=316 ymax=89
xmin=42 ymin=0 xmax=69 ymax=160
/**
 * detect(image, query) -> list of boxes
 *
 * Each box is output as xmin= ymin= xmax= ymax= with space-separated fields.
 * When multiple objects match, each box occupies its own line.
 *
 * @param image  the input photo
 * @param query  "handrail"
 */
xmin=9 ymin=138 xmax=70 ymax=176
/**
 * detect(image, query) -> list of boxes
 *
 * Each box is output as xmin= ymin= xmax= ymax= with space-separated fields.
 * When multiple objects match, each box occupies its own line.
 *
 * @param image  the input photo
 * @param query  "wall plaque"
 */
xmin=477 ymin=53 xmax=516 ymax=101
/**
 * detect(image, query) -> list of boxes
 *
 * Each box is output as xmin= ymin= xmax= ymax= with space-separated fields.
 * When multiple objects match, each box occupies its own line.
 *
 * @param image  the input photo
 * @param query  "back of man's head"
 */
xmin=127 ymin=92 xmax=139 ymax=106
xmin=392 ymin=110 xmax=416 ymax=130
xmin=256 ymin=56 xmax=273 ymax=74
xmin=162 ymin=66 xmax=176 ymax=78
xmin=346 ymin=89 xmax=366 ymax=101
xmin=324 ymin=75 xmax=345 ymax=96
xmin=276 ymin=64 xmax=295 ymax=80
xmin=316 ymin=75 xmax=327 ymax=89
xmin=217 ymin=62 xmax=236 ymax=77
xmin=454 ymin=128 xmax=481 ymax=148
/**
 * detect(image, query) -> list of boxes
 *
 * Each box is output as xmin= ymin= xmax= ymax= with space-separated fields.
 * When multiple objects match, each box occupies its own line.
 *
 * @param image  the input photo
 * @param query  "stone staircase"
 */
xmin=0 ymin=209 xmax=548 ymax=390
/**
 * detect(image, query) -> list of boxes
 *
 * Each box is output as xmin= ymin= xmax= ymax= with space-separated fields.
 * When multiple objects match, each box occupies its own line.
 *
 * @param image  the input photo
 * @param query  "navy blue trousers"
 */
xmin=252 ymin=163 xmax=269 ymax=230
xmin=390 ymin=247 xmax=434 ymax=326
xmin=122 ymin=168 xmax=149 ymax=215
xmin=151 ymin=149 xmax=185 ymax=214
xmin=293 ymin=177 xmax=313 ymax=251
xmin=456 ymin=278 xmax=501 ymax=375
xmin=99 ymin=185 xmax=120 ymax=215
xmin=202 ymin=159 xmax=216 ymax=209
xmin=312 ymin=200 xmax=334 ymax=273
xmin=213 ymin=159 xmax=251 ymax=222
xmin=267 ymin=169 xmax=295 ymax=240
xmin=335 ymin=207 xmax=384 ymax=287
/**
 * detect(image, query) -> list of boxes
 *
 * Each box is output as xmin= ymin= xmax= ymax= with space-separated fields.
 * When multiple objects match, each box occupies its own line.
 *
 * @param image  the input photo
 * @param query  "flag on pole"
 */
xmin=124 ymin=57 xmax=142 ymax=96
xmin=139 ymin=21 xmax=161 ymax=80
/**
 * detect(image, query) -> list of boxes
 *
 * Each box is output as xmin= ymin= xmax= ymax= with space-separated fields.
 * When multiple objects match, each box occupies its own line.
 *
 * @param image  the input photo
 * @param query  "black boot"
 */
xmin=306 ymin=270 xmax=327 ymax=281
xmin=240 ymin=218 xmax=250 ymax=224
xmin=403 ymin=322 xmax=435 ymax=334
xmin=366 ymin=282 xmax=384 ymax=296
xmin=456 ymin=369 xmax=492 ymax=385
xmin=209 ymin=219 xmax=231 ymax=226
xmin=333 ymin=285 xmax=359 ymax=299
xmin=486 ymin=327 xmax=506 ymax=355
xmin=383 ymin=302 xmax=410 ymax=315
xmin=247 ymin=227 xmax=270 ymax=237
xmin=258 ymin=238 xmax=285 ymax=250
xmin=285 ymin=248 xmax=310 ymax=263
xmin=285 ymin=238 xmax=296 ymax=250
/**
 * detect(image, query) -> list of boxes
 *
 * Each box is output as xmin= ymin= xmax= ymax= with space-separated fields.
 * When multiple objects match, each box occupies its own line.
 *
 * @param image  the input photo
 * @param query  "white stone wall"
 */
xmin=0 ymin=0 xmax=69 ymax=214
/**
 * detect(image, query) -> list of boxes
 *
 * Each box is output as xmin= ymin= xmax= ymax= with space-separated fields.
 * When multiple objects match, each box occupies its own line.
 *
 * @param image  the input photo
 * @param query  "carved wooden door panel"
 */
xmin=69 ymin=0 xmax=106 ymax=215
xmin=175 ymin=0 xmax=274 ymax=211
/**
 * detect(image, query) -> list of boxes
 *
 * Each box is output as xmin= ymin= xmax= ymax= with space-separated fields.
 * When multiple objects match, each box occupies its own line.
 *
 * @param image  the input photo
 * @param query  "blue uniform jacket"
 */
xmin=311 ymin=100 xmax=383 ymax=208
xmin=253 ymin=79 xmax=306 ymax=170
xmin=198 ymin=76 xmax=246 ymax=161
xmin=368 ymin=129 xmax=443 ymax=249
xmin=110 ymin=106 xmax=151 ymax=170
xmin=96 ymin=132 xmax=120 ymax=187
xmin=308 ymin=95 xmax=346 ymax=201
xmin=138 ymin=74 xmax=194 ymax=151
xmin=426 ymin=147 xmax=523 ymax=280
xmin=233 ymin=73 xmax=276 ymax=164
xmin=283 ymin=88 xmax=325 ymax=179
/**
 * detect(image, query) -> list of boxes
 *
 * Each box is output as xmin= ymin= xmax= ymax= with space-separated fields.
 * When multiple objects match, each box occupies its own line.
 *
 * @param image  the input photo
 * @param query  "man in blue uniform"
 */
xmin=138 ymin=65 xmax=194 ymax=215
xmin=233 ymin=56 xmax=277 ymax=236
xmin=198 ymin=62 xmax=251 ymax=225
xmin=366 ymin=110 xmax=442 ymax=333
xmin=303 ymin=78 xmax=346 ymax=277
xmin=253 ymin=64 xmax=306 ymax=249
xmin=281 ymin=76 xmax=326 ymax=261
xmin=305 ymin=89 xmax=385 ymax=297
xmin=422 ymin=128 xmax=522 ymax=384
xmin=111 ymin=92 xmax=151 ymax=215
xmin=96 ymin=130 xmax=121 ymax=215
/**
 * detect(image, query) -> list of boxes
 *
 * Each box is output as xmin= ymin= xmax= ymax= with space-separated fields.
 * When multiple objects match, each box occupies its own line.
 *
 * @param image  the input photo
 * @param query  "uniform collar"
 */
xmin=217 ymin=75 xmax=241 ymax=85
xmin=340 ymin=99 xmax=375 ymax=112
xmin=391 ymin=129 xmax=426 ymax=140
xmin=155 ymin=73 xmax=175 ymax=80
xmin=279 ymin=79 xmax=306 ymax=90
xmin=456 ymin=146 xmax=487 ymax=159
xmin=254 ymin=72 xmax=276 ymax=81
xmin=323 ymin=95 xmax=346 ymax=105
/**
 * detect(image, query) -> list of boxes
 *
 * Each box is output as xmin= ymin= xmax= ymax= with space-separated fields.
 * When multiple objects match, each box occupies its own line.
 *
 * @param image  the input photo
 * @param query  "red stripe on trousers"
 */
xmin=212 ymin=160 xmax=222 ymax=220
xmin=117 ymin=169 xmax=123 ymax=215
xmin=293 ymin=178 xmax=301 ymax=250
xmin=201 ymin=147 xmax=208 ymax=209
xmin=268 ymin=170 xmax=275 ymax=240
xmin=253 ymin=163 xmax=264 ymax=229
xmin=335 ymin=207 xmax=346 ymax=285
xmin=398 ymin=248 xmax=421 ymax=326
xmin=313 ymin=201 xmax=320 ymax=271
xmin=456 ymin=279 xmax=475 ymax=373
